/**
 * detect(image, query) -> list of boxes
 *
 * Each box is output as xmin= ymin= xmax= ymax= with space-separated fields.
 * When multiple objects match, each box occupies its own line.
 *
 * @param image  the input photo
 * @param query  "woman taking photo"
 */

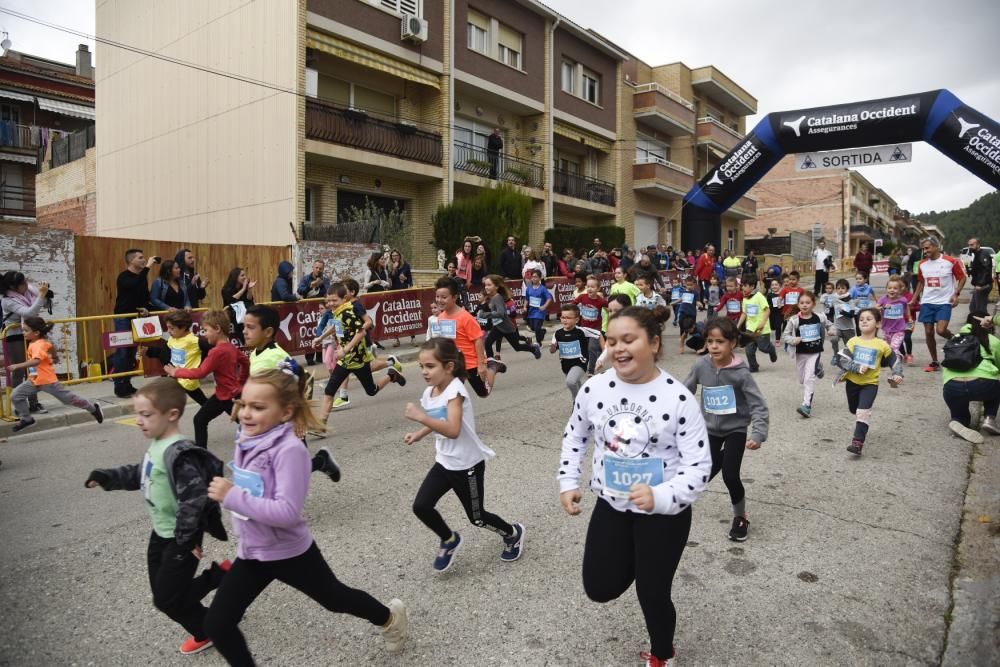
xmin=388 ymin=249 xmax=415 ymax=347
xmin=2 ymin=271 xmax=50 ymax=413
xmin=221 ymin=267 xmax=256 ymax=343
xmin=150 ymin=259 xmax=189 ymax=311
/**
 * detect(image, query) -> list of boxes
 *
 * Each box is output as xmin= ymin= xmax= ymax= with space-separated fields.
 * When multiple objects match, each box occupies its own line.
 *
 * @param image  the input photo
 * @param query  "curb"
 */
xmin=0 ymin=347 xmax=423 ymax=439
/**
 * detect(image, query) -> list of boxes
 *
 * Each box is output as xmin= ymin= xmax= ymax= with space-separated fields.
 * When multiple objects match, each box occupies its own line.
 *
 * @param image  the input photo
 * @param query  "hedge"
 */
xmin=544 ymin=225 xmax=625 ymax=257
xmin=432 ymin=184 xmax=532 ymax=260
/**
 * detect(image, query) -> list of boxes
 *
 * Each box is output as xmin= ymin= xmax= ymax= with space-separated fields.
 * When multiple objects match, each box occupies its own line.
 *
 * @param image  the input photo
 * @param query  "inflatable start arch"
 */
xmin=681 ymin=89 xmax=1000 ymax=250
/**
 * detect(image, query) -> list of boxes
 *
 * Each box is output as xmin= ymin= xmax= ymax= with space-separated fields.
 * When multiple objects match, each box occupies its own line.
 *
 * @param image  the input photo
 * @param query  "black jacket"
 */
xmin=89 ymin=440 xmax=228 ymax=548
xmin=174 ymin=250 xmax=207 ymax=309
xmin=969 ymin=249 xmax=993 ymax=287
xmin=500 ymin=248 xmax=522 ymax=280
xmin=487 ymin=132 xmax=503 ymax=154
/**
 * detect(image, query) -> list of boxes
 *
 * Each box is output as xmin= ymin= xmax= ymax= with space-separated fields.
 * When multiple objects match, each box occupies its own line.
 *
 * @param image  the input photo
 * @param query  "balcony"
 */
xmin=690 ymin=66 xmax=757 ymax=116
xmin=452 ymin=140 xmax=544 ymax=189
xmin=632 ymin=157 xmax=694 ymax=198
xmin=305 ymin=99 xmax=442 ymax=166
xmin=0 ymin=123 xmax=41 ymax=152
xmin=0 ymin=182 xmax=36 ymax=219
xmin=553 ymin=168 xmax=615 ymax=207
xmin=696 ymin=117 xmax=744 ymax=153
xmin=850 ymin=224 xmax=884 ymax=240
xmin=632 ymin=83 xmax=696 ymax=136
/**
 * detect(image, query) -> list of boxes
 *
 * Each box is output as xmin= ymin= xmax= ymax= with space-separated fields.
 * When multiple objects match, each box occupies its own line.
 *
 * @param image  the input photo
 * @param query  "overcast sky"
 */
xmin=4 ymin=0 xmax=998 ymax=214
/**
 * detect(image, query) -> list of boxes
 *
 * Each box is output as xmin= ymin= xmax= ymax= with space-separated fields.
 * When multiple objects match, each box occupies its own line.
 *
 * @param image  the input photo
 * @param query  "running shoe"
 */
xmin=728 ymin=516 xmax=749 ymax=542
xmin=846 ymin=439 xmax=865 ymax=455
xmin=982 ymin=417 xmax=1000 ymax=436
xmin=815 ymin=362 xmax=825 ymax=379
xmin=796 ymin=404 xmax=811 ymax=418
xmin=501 ymin=523 xmax=526 ymax=562
xmin=380 ymin=598 xmax=409 ymax=654
xmin=314 ymin=447 xmax=342 ymax=482
xmin=487 ymin=358 xmax=507 ymax=374
xmin=433 ymin=532 xmax=462 ymax=573
xmin=948 ymin=421 xmax=984 ymax=444
xmin=531 ymin=343 xmax=542 ymax=360
xmin=91 ymin=403 xmax=104 ymax=424
xmin=12 ymin=417 xmax=36 ymax=433
xmin=29 ymin=402 xmax=47 ymax=414
xmin=333 ymin=395 xmax=350 ymax=409
xmin=386 ymin=355 xmax=401 ymax=373
xmin=179 ymin=637 xmax=213 ymax=655
xmin=769 ymin=347 xmax=778 ymax=363
xmin=640 ymin=649 xmax=676 ymax=667
xmin=905 ymin=354 xmax=914 ymax=365
xmin=387 ymin=367 xmax=407 ymax=386
xmin=923 ymin=361 xmax=940 ymax=373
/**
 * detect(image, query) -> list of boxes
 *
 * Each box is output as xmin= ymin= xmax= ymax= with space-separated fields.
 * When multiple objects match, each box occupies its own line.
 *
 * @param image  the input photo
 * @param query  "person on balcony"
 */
xmin=487 ymin=128 xmax=503 ymax=179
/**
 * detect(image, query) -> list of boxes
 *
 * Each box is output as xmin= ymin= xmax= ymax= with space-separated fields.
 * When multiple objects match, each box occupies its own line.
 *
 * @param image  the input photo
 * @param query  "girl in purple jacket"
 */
xmin=205 ymin=365 xmax=409 ymax=664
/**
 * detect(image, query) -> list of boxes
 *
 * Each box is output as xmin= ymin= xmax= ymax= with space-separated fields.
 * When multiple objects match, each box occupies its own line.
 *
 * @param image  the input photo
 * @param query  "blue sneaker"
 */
xmin=433 ymin=532 xmax=462 ymax=573
xmin=501 ymin=523 xmax=525 ymax=562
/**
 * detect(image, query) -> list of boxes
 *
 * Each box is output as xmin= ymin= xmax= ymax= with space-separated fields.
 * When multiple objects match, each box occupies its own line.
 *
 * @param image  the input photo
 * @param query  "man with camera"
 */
xmin=112 ymin=249 xmax=158 ymax=398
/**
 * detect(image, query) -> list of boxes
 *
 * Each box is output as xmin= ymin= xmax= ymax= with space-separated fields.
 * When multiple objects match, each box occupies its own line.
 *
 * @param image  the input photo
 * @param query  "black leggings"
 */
xmin=845 ymin=381 xmax=878 ymax=443
xmin=192 ymin=395 xmax=234 ymax=449
xmin=526 ymin=317 xmax=545 ymax=344
xmin=205 ymin=542 xmax=389 ymax=667
xmin=147 ymin=532 xmax=222 ymax=642
xmin=324 ymin=363 xmax=378 ymax=397
xmin=484 ymin=328 xmax=534 ymax=358
xmin=466 ymin=369 xmax=491 ymax=397
xmin=186 ymin=387 xmax=208 ymax=406
xmin=412 ymin=461 xmax=513 ymax=541
xmin=708 ymin=431 xmax=747 ymax=510
xmin=582 ymin=499 xmax=691 ymax=661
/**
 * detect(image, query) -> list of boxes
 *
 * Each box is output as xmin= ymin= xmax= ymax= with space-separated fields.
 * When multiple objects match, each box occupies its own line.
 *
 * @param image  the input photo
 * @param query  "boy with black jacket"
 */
xmin=85 ymin=378 xmax=229 ymax=656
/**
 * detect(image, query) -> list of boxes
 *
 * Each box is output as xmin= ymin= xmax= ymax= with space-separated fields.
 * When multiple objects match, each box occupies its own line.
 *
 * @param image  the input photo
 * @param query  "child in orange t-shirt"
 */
xmin=7 ymin=316 xmax=104 ymax=433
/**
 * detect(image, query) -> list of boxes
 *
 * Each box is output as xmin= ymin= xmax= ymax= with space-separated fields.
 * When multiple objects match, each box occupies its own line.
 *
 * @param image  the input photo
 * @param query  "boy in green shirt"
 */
xmin=85 ymin=379 xmax=229 ymax=656
xmin=738 ymin=280 xmax=778 ymax=372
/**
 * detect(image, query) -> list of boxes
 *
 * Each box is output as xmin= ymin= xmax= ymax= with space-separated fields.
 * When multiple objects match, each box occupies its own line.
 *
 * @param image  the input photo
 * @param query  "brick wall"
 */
xmin=293 ymin=240 xmax=380 ymax=289
xmin=0 ymin=222 xmax=78 ymax=375
xmin=36 ymin=148 xmax=96 ymax=235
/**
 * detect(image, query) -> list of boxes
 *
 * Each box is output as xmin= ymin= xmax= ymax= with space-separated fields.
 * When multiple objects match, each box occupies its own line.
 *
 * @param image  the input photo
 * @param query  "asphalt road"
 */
xmin=0 ymin=292 xmax=977 ymax=666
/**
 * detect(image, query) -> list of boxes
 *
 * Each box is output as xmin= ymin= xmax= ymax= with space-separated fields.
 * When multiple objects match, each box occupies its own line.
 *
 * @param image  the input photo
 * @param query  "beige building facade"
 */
xmin=96 ymin=0 xmax=758 ymax=266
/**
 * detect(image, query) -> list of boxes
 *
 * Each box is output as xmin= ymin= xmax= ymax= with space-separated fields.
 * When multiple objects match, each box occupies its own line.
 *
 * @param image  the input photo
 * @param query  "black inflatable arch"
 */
xmin=681 ymin=89 xmax=1000 ymax=251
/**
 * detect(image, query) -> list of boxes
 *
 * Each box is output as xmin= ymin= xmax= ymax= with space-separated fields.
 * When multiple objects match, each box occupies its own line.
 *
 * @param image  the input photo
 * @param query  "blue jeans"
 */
xmin=112 ymin=317 xmax=137 ymax=391
xmin=942 ymin=378 xmax=1000 ymax=427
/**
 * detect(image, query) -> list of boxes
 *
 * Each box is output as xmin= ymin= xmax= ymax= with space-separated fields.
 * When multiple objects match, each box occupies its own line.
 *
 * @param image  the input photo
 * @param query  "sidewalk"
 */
xmin=0 ymin=345 xmax=424 ymax=439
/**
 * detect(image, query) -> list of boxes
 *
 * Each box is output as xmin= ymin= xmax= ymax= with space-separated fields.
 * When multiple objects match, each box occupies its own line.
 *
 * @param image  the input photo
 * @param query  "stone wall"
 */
xmin=293 ymin=240 xmax=380 ymax=290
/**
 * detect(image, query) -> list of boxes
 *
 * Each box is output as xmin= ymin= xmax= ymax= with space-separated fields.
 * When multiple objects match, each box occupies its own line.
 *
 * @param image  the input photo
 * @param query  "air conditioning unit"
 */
xmin=401 ymin=15 xmax=428 ymax=43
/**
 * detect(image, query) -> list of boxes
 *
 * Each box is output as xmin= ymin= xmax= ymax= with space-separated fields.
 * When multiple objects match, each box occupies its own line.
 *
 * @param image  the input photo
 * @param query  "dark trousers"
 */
xmin=147 ymin=531 xmax=219 ymax=642
xmin=943 ymin=378 xmax=1000 ymax=428
xmin=582 ymin=499 xmax=691 ymax=662
xmin=526 ymin=317 xmax=545 ymax=345
xmin=193 ymin=395 xmax=234 ymax=449
xmin=412 ymin=461 xmax=513 ymax=541
xmin=814 ymin=270 xmax=829 ymax=295
xmin=969 ymin=286 xmax=990 ymax=315
xmin=205 ymin=542 xmax=389 ymax=667
xmin=708 ymin=432 xmax=747 ymax=507
xmin=112 ymin=317 xmax=137 ymax=392
xmin=325 ymin=363 xmax=378 ymax=397
xmin=186 ymin=387 xmax=208 ymax=406
xmin=846 ymin=381 xmax=879 ymax=442
xmin=744 ymin=333 xmax=775 ymax=371
xmin=487 ymin=151 xmax=499 ymax=179
xmin=484 ymin=328 xmax=534 ymax=358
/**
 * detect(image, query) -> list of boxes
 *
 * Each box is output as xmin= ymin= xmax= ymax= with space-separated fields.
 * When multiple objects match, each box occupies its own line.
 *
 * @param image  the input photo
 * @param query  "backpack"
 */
xmin=941 ymin=334 xmax=983 ymax=371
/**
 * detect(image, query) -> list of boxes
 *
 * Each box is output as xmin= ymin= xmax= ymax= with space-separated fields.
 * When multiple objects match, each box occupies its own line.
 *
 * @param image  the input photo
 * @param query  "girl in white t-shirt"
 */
xmin=403 ymin=338 xmax=525 ymax=573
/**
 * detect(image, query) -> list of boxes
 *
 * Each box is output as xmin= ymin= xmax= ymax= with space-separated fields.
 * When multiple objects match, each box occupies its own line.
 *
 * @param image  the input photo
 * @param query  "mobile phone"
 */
xmin=152 ymin=256 xmax=161 ymax=263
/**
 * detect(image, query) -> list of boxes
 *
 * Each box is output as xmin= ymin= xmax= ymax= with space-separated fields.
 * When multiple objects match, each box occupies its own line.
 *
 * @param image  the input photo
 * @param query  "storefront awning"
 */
xmin=0 ymin=89 xmax=34 ymax=103
xmin=307 ymin=30 xmax=440 ymax=90
xmin=553 ymin=121 xmax=613 ymax=153
xmin=37 ymin=97 xmax=95 ymax=120
xmin=0 ymin=152 xmax=36 ymax=164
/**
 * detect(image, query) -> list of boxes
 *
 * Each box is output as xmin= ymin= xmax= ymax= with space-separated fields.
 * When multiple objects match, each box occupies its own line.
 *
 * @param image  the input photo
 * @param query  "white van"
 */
xmin=959 ymin=246 xmax=995 ymax=269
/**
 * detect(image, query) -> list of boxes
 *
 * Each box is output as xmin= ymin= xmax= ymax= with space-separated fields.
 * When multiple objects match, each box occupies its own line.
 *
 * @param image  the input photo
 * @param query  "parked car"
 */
xmin=959 ymin=245 xmax=995 ymax=269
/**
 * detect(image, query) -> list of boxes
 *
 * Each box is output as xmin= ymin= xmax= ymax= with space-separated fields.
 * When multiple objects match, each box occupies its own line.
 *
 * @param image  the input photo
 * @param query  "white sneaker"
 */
xmin=380 ymin=598 xmax=408 ymax=654
xmin=982 ymin=417 xmax=1000 ymax=436
xmin=948 ymin=420 xmax=984 ymax=444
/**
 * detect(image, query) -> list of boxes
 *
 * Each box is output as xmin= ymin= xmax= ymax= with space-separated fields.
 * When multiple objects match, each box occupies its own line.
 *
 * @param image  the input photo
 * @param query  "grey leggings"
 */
xmin=565 ymin=365 xmax=587 ymax=399
xmin=12 ymin=381 xmax=96 ymax=420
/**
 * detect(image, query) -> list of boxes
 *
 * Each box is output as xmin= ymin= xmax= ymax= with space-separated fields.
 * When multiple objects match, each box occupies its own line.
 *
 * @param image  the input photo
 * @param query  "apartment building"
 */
xmin=745 ymin=155 xmax=925 ymax=258
xmin=619 ymin=58 xmax=757 ymax=254
xmin=0 ymin=44 xmax=94 ymax=223
xmin=96 ymin=0 xmax=758 ymax=266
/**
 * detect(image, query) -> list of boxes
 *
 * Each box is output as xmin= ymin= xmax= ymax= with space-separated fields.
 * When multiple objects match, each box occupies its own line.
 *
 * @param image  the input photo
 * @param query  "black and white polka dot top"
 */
xmin=557 ymin=368 xmax=712 ymax=515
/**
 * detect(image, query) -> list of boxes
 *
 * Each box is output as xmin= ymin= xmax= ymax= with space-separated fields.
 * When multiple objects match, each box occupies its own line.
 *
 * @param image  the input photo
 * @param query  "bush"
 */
xmin=544 ymin=225 xmax=625 ymax=257
xmin=432 ymin=184 xmax=532 ymax=260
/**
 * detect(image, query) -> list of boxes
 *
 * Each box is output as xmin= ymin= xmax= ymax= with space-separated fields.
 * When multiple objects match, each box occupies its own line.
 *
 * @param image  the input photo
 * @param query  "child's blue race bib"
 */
xmin=884 ymin=303 xmax=904 ymax=319
xmin=726 ymin=300 xmax=741 ymax=313
xmin=703 ymin=385 xmax=737 ymax=415
xmin=745 ymin=304 xmax=760 ymax=317
xmin=852 ymin=345 xmax=878 ymax=368
xmin=528 ymin=296 xmax=542 ymax=309
xmin=170 ymin=348 xmax=186 ymax=366
xmin=333 ymin=319 xmax=344 ymax=339
xmin=425 ymin=406 xmax=448 ymax=421
xmin=579 ymin=305 xmax=599 ymax=321
xmin=799 ymin=323 xmax=822 ymax=342
xmin=227 ymin=461 xmax=265 ymax=521
xmin=671 ymin=288 xmax=682 ymax=301
xmin=857 ymin=298 xmax=872 ymax=309
xmin=558 ymin=340 xmax=582 ymax=359
xmin=603 ymin=453 xmax=664 ymax=499
xmin=681 ymin=292 xmax=695 ymax=304
xmin=785 ymin=292 xmax=800 ymax=305
xmin=771 ymin=296 xmax=782 ymax=308
xmin=437 ymin=319 xmax=457 ymax=339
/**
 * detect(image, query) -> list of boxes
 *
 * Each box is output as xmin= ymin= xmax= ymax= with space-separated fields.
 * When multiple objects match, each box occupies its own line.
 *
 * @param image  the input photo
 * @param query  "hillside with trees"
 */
xmin=917 ymin=190 xmax=1000 ymax=252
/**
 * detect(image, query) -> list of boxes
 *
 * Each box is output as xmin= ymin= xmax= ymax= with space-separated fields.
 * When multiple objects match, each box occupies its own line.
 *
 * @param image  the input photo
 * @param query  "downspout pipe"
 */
xmin=546 ymin=17 xmax=561 ymax=230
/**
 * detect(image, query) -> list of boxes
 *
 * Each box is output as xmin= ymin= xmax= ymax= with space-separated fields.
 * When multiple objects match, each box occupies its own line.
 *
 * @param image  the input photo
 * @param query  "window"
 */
xmin=497 ymin=23 xmax=522 ymax=70
xmin=561 ymin=60 xmax=576 ymax=94
xmin=0 ymin=104 xmax=19 ymax=123
xmin=304 ymin=187 xmax=315 ymax=223
xmin=635 ymin=136 xmax=669 ymax=164
xmin=318 ymin=75 xmax=395 ymax=118
xmin=454 ymin=117 xmax=492 ymax=150
xmin=727 ymin=229 xmax=735 ymax=252
xmin=467 ymin=9 xmax=489 ymax=55
xmin=582 ymin=68 xmax=600 ymax=105
xmin=377 ymin=0 xmax=420 ymax=17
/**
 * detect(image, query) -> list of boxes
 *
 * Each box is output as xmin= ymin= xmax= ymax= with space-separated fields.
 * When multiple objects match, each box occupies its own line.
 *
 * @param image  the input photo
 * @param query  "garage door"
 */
xmin=634 ymin=213 xmax=658 ymax=250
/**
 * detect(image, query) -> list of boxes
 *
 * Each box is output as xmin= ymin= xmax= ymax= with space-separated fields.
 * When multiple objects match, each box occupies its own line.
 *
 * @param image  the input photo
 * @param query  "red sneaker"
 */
xmin=923 ymin=362 xmax=940 ymax=372
xmin=640 ymin=649 xmax=676 ymax=667
xmin=219 ymin=559 xmax=232 ymax=572
xmin=179 ymin=637 xmax=213 ymax=655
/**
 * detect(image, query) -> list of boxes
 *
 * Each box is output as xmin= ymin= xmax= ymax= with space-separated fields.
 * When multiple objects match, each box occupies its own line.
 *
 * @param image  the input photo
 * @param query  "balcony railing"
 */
xmin=0 ymin=123 xmax=39 ymax=150
xmin=696 ymin=117 xmax=744 ymax=151
xmin=632 ymin=157 xmax=694 ymax=194
xmin=452 ymin=140 xmax=544 ymax=189
xmin=553 ymin=168 xmax=616 ymax=206
xmin=632 ymin=82 xmax=695 ymax=110
xmin=849 ymin=224 xmax=885 ymax=240
xmin=0 ymin=182 xmax=36 ymax=217
xmin=633 ymin=85 xmax=697 ymax=136
xmin=305 ymin=98 xmax=442 ymax=166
